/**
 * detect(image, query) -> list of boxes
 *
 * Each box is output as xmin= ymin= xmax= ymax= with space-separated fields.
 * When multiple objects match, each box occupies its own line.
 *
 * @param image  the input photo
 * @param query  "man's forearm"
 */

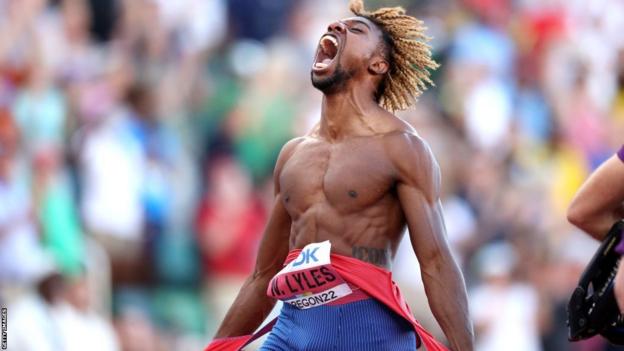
xmin=422 ymin=258 xmax=474 ymax=351
xmin=214 ymin=274 xmax=276 ymax=338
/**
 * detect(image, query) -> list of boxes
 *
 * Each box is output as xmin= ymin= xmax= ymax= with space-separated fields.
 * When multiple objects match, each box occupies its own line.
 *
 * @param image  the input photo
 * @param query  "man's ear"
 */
xmin=368 ymin=56 xmax=389 ymax=76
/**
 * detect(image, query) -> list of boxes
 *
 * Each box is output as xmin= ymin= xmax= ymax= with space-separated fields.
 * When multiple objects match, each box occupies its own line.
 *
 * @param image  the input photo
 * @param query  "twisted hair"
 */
xmin=349 ymin=0 xmax=439 ymax=111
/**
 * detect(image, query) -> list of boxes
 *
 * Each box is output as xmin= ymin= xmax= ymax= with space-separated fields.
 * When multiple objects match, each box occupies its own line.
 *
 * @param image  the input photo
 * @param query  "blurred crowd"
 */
xmin=1 ymin=0 xmax=624 ymax=350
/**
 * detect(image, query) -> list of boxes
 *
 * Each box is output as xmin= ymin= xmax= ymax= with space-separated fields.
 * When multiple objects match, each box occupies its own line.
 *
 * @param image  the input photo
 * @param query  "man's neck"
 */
xmin=319 ymin=87 xmax=382 ymax=141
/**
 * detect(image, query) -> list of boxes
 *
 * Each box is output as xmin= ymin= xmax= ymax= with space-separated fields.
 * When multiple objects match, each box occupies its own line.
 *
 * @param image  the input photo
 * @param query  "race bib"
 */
xmin=267 ymin=241 xmax=352 ymax=309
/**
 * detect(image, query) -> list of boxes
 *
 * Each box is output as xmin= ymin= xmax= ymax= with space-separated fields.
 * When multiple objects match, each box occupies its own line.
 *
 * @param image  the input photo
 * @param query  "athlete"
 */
xmin=568 ymin=148 xmax=624 ymax=312
xmin=207 ymin=1 xmax=473 ymax=350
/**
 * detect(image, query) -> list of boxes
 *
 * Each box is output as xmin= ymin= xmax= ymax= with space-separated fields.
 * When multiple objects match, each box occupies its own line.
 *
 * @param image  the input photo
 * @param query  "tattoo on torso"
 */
xmin=352 ymin=246 xmax=388 ymax=266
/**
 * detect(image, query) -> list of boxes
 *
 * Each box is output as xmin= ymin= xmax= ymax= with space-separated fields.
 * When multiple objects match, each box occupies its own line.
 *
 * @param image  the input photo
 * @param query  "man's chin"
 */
xmin=310 ymin=68 xmax=348 ymax=94
xmin=311 ymin=73 xmax=335 ymax=92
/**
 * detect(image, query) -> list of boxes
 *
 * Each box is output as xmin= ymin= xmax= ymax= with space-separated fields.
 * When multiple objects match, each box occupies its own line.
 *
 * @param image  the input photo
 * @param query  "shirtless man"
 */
xmin=207 ymin=1 xmax=473 ymax=350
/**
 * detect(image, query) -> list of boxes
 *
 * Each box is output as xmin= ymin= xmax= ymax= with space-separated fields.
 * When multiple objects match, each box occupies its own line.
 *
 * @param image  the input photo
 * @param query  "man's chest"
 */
xmin=279 ymin=138 xmax=396 ymax=214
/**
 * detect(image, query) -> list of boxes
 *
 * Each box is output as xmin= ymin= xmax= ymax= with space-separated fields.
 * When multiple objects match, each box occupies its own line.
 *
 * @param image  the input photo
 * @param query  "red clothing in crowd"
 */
xmin=196 ymin=197 xmax=266 ymax=277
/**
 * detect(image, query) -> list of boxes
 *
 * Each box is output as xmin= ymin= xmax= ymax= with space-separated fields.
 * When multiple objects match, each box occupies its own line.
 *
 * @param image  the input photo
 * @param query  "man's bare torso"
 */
xmin=279 ymin=119 xmax=416 ymax=269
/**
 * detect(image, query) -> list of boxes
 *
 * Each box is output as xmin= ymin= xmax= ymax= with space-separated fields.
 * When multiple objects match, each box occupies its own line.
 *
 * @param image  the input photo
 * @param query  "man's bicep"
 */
xmin=397 ymin=183 xmax=451 ymax=268
xmin=391 ymin=133 xmax=450 ymax=265
xmin=252 ymin=194 xmax=292 ymax=279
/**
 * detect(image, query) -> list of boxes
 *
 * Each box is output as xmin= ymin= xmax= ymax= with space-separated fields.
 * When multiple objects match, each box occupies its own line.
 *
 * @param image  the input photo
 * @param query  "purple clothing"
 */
xmin=616 ymin=231 xmax=624 ymax=255
xmin=617 ymin=145 xmax=624 ymax=163
xmin=616 ymin=147 xmax=624 ymax=254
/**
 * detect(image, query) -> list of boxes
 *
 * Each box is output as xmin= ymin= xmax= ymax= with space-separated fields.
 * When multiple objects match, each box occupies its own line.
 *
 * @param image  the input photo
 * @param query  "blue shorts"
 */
xmin=260 ymin=298 xmax=417 ymax=350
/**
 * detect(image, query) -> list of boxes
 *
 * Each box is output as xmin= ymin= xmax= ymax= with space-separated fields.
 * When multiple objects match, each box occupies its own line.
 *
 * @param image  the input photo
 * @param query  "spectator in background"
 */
xmin=10 ymin=265 xmax=66 ymax=351
xmin=11 ymin=64 xmax=67 ymax=157
xmin=33 ymin=145 xmax=84 ymax=277
xmin=79 ymin=79 xmax=147 ymax=285
xmin=55 ymin=271 xmax=120 ymax=351
xmin=124 ymin=81 xmax=175 ymax=252
xmin=196 ymin=156 xmax=265 ymax=328
xmin=538 ymin=237 xmax=604 ymax=351
xmin=469 ymin=242 xmax=541 ymax=351
xmin=0 ymin=108 xmax=48 ymax=291
xmin=227 ymin=0 xmax=296 ymax=41
xmin=114 ymin=307 xmax=163 ymax=351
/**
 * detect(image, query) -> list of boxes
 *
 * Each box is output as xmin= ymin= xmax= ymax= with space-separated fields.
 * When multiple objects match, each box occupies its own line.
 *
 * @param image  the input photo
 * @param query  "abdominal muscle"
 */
xmin=286 ymin=201 xmax=404 ymax=270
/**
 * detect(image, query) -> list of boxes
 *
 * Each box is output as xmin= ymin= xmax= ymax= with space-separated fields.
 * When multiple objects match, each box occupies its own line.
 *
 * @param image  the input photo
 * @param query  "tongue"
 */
xmin=314 ymin=62 xmax=328 ymax=69
xmin=313 ymin=58 xmax=333 ymax=70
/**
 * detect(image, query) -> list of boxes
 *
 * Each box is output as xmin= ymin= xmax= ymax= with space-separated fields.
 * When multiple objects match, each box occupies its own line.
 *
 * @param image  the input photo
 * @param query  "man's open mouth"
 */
xmin=313 ymin=34 xmax=339 ymax=71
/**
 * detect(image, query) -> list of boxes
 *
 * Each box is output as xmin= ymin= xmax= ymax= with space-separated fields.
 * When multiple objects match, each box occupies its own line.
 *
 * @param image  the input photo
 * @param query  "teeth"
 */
xmin=321 ymin=35 xmax=338 ymax=48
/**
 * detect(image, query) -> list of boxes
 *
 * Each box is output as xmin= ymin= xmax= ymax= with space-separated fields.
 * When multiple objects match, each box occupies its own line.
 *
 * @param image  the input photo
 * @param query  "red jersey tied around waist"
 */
xmin=266 ymin=241 xmax=354 ymax=308
xmin=205 ymin=241 xmax=449 ymax=351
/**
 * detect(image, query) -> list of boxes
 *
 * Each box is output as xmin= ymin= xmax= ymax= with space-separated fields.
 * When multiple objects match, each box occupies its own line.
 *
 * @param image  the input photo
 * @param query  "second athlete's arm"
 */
xmin=567 ymin=151 xmax=624 ymax=312
xmin=567 ymin=154 xmax=624 ymax=239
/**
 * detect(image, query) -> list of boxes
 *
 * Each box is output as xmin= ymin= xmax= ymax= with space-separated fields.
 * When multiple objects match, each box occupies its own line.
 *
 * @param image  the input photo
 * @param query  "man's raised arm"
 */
xmin=389 ymin=132 xmax=474 ymax=351
xmin=213 ymin=139 xmax=301 ymax=339
xmin=567 ymin=154 xmax=624 ymax=239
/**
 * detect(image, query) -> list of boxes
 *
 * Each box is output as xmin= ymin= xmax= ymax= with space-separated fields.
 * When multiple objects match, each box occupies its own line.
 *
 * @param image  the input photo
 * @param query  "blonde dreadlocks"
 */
xmin=349 ymin=0 xmax=439 ymax=111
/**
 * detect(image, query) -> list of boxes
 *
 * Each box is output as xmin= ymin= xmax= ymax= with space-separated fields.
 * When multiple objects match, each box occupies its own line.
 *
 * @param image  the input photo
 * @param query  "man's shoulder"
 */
xmin=380 ymin=126 xmax=430 ymax=160
xmin=280 ymin=130 xmax=326 ymax=151
xmin=380 ymin=111 xmax=417 ymax=133
xmin=274 ymin=136 xmax=310 ymax=172
xmin=280 ymin=136 xmax=307 ymax=153
xmin=378 ymin=121 xmax=438 ymax=188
